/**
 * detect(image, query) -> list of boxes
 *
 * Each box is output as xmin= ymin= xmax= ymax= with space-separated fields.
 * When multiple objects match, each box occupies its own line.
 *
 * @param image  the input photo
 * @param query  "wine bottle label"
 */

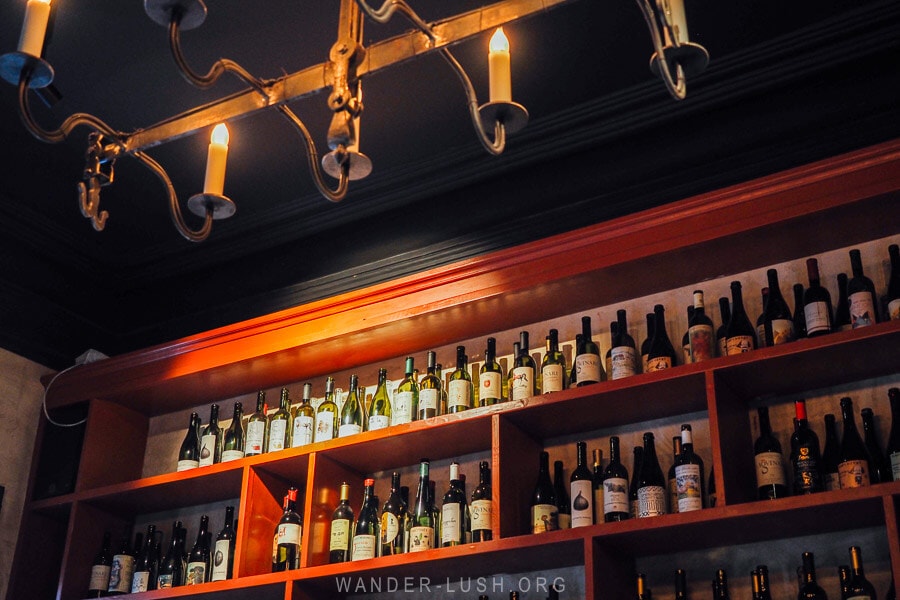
xmin=541 ymin=364 xmax=564 ymax=393
xmin=667 ymin=477 xmax=679 ymax=515
xmin=338 ymin=423 xmax=362 ymax=438
xmin=157 ymin=573 xmax=174 ymax=589
xmin=531 ymin=503 xmax=558 ymax=533
xmin=717 ymin=337 xmax=727 ymax=359
xmin=210 ymin=539 xmax=231 ymax=581
xmin=447 ymin=380 xmax=471 ymax=410
xmin=610 ymin=347 xmax=637 ymax=380
xmin=277 ymin=522 xmax=301 ymax=546
xmin=755 ymin=451 xmax=787 ymax=487
xmin=419 ymin=388 xmax=439 ymax=413
xmin=108 ymin=554 xmax=134 ymax=593
xmin=889 ymin=298 xmax=900 ymax=321
xmin=890 ymin=451 xmax=900 ymax=481
xmin=351 ymin=534 xmax=377 ymax=560
xmin=675 ymin=463 xmax=702 ymax=512
xmin=199 ymin=433 xmax=217 ymax=466
xmin=792 ymin=447 xmax=821 ymax=492
xmin=689 ymin=324 xmax=714 ymax=362
xmin=330 ymin=518 xmax=350 ymax=551
xmin=569 ymin=480 xmax=593 ymax=527
xmin=292 ymin=415 xmax=314 ymax=446
xmin=268 ymin=420 xmax=287 ymax=451
xmin=480 ymin=371 xmax=502 ymax=402
xmin=393 ymin=391 xmax=414 ymax=424
xmin=314 ymin=412 xmax=335 ymax=441
xmin=602 ymin=477 xmax=629 ymax=515
xmin=838 ymin=459 xmax=870 ymax=488
xmin=381 ymin=512 xmax=400 ymax=545
xmin=804 ymin=301 xmax=832 ymax=335
xmin=408 ymin=526 xmax=434 ymax=552
xmin=245 ymin=421 xmax=266 ymax=455
xmin=574 ymin=354 xmax=601 ymax=384
xmin=849 ymin=292 xmax=876 ymax=328
xmin=637 ymin=486 xmax=666 ymax=518
xmin=846 ymin=596 xmax=874 ymax=600
xmin=769 ymin=318 xmax=795 ymax=345
xmin=177 ymin=459 xmax=199 ymax=471
xmin=510 ymin=366 xmax=535 ymax=401
xmin=221 ymin=449 xmax=244 ymax=462
xmin=185 ymin=562 xmax=206 ymax=585
xmin=682 ymin=343 xmax=692 ymax=365
xmin=130 ymin=571 xmax=150 ymax=593
xmin=756 ymin=324 xmax=767 ymax=348
xmin=646 ymin=356 xmax=672 ymax=372
xmin=470 ymin=499 xmax=492 ymax=531
xmin=824 ymin=471 xmax=841 ymax=492
xmin=726 ymin=335 xmax=754 ymax=355
xmin=441 ymin=503 xmax=462 ymax=544
xmin=368 ymin=414 xmax=390 ymax=431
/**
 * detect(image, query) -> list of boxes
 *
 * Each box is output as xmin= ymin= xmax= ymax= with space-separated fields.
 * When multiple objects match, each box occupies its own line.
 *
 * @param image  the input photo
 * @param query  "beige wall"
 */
xmin=0 ymin=348 xmax=51 ymax=600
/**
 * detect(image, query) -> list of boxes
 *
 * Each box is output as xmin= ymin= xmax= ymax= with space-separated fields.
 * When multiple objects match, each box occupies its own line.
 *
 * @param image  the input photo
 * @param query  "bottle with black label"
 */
xmin=675 ymin=424 xmax=705 ymax=512
xmin=636 ymin=432 xmax=666 ymax=518
xmin=447 ymin=347 xmax=473 ymax=413
xmin=329 ymin=483 xmax=354 ymax=563
xmin=610 ymin=309 xmax=637 ymax=379
xmin=381 ymin=472 xmax=408 ymax=554
xmin=763 ymin=269 xmax=795 ymax=345
xmin=803 ymin=258 xmax=833 ymax=337
xmin=479 ymin=338 xmax=503 ymax=405
xmin=847 ymin=248 xmax=879 ymax=328
xmin=821 ymin=413 xmax=842 ymax=491
xmin=107 ymin=533 xmax=135 ymax=595
xmin=754 ymin=406 xmax=787 ymax=500
xmin=409 ymin=459 xmax=436 ymax=552
xmin=177 ymin=412 xmax=201 ymax=472
xmin=470 ymin=461 xmax=493 ymax=542
xmin=199 ymin=404 xmax=221 ymax=467
xmin=245 ymin=390 xmax=268 ymax=457
xmin=352 ymin=479 xmax=380 ymax=560
xmin=839 ymin=397 xmax=872 ymax=489
xmin=131 ymin=524 xmax=157 ymax=593
xmin=210 ymin=506 xmax=235 ymax=582
xmin=185 ymin=515 xmax=210 ymax=584
xmin=861 ymin=408 xmax=889 ymax=484
xmin=834 ymin=273 xmax=852 ymax=331
xmin=570 ymin=441 xmax=594 ymax=527
xmin=602 ymin=437 xmax=629 ymax=522
xmin=553 ymin=460 xmax=571 ymax=529
xmin=688 ymin=291 xmax=716 ymax=362
xmin=531 ymin=451 xmax=558 ymax=533
xmin=574 ymin=316 xmax=604 ymax=385
xmin=790 ymin=400 xmax=824 ymax=494
xmin=511 ymin=332 xmax=537 ymax=400
xmin=647 ymin=304 xmax=677 ymax=372
xmin=541 ymin=329 xmax=567 ymax=393
xmin=419 ymin=351 xmax=442 ymax=419
xmin=221 ymin=402 xmax=244 ymax=463
xmin=887 ymin=388 xmax=900 ymax=482
xmin=291 ymin=383 xmax=316 ymax=448
xmin=725 ymin=281 xmax=756 ymax=355
xmin=273 ymin=487 xmax=302 ymax=570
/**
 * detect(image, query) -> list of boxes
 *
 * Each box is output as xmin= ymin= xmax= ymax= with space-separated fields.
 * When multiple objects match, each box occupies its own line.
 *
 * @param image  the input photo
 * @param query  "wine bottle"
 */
xmin=531 ymin=451 xmax=558 ymax=533
xmin=887 ymin=388 xmax=900 ymax=482
xmin=887 ymin=244 xmax=900 ymax=321
xmin=606 ymin=323 xmax=616 ymax=375
xmin=435 ymin=364 xmax=447 ymax=415
xmin=591 ymin=448 xmax=604 ymax=524
xmin=447 ymin=346 xmax=473 ymax=413
xmin=429 ymin=479 xmax=440 ymax=543
xmin=707 ymin=466 xmax=717 ymax=508
xmin=847 ymin=249 xmax=879 ymax=328
xmin=352 ymin=479 xmax=379 ymax=560
xmin=834 ymin=273 xmax=852 ymax=331
xmin=471 ymin=461 xmax=493 ymax=542
xmin=756 ymin=287 xmax=769 ymax=348
xmin=541 ymin=329 xmax=567 ymax=393
xmin=553 ymin=460 xmax=571 ymax=529
xmin=846 ymin=546 xmax=877 ymax=599
xmin=479 ymin=338 xmax=503 ymax=406
xmin=291 ymin=383 xmax=316 ymax=448
xmin=675 ymin=424 xmax=705 ymax=512
xmin=629 ymin=445 xmax=643 ymax=519
xmin=569 ymin=334 xmax=582 ymax=388
xmin=602 ymin=436 xmax=630 ymax=522
xmin=750 ymin=568 xmax=762 ymax=600
xmin=440 ymin=463 xmax=467 ymax=546
xmin=315 ymin=376 xmax=339 ymax=442
xmin=575 ymin=316 xmax=604 ymax=385
xmin=667 ymin=436 xmax=681 ymax=515
xmin=245 ymin=390 xmax=268 ymax=456
xmin=839 ymin=565 xmax=851 ymax=599
xmin=419 ymin=351 xmax=442 ymax=419
xmin=675 ymin=568 xmax=687 ymax=600
xmin=754 ymin=406 xmax=788 ymax=499
xmin=714 ymin=569 xmax=730 ymax=600
xmin=790 ymin=399 xmax=824 ymax=494
xmin=458 ymin=474 xmax=472 ymax=544
xmin=267 ymin=387 xmax=292 ymax=452
xmin=725 ymin=281 xmax=756 ymax=355
xmin=860 ymin=408 xmax=889 ymax=484
xmin=689 ymin=291 xmax=716 ymax=362
xmin=636 ymin=432 xmax=666 ymax=518
xmin=641 ymin=313 xmax=654 ymax=372
xmin=797 ymin=551 xmax=828 ymax=600
xmin=210 ymin=506 xmax=235 ymax=582
xmin=409 ymin=459 xmax=435 ymax=552
xmin=647 ymin=304 xmax=677 ymax=371
xmin=177 ymin=412 xmax=201 ymax=471
xmin=185 ymin=515 xmax=210 ymax=585
xmin=130 ymin=524 xmax=157 ymax=593
xmin=365 ymin=368 xmax=392 ymax=430
xmin=611 ymin=309 xmax=638 ymax=379
xmin=839 ymin=397 xmax=872 ymax=489
xmin=822 ymin=413 xmax=842 ymax=491
xmin=753 ymin=565 xmax=772 ymax=600
xmin=511 ymin=332 xmax=537 ymax=400
xmin=220 ymin=402 xmax=245 ymax=462
xmin=107 ymin=533 xmax=135 ymax=595
xmin=763 ymin=269 xmax=796 ymax=345
xmin=803 ymin=258 xmax=834 ymax=337
xmin=793 ymin=283 xmax=808 ymax=339
xmin=338 ymin=375 xmax=364 ymax=438
xmin=199 ymin=403 xmax=221 ymax=467
xmin=329 ymin=482 xmax=354 ymax=563
xmin=157 ymin=521 xmax=185 ymax=588
xmin=636 ymin=573 xmax=652 ymax=600
xmin=682 ymin=305 xmax=694 ymax=365
xmin=716 ymin=297 xmax=731 ymax=357
xmin=570 ymin=441 xmax=594 ymax=527
xmin=273 ymin=487 xmax=302 ymax=570
xmin=381 ymin=472 xmax=407 ymax=555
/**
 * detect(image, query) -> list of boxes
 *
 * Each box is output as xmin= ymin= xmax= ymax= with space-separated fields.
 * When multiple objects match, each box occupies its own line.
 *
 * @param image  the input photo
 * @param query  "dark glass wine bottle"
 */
xmin=847 ymin=248 xmax=879 ymax=328
xmin=352 ymin=479 xmax=379 ymax=560
xmin=380 ymin=472 xmax=407 ymax=554
xmin=716 ymin=297 xmax=731 ymax=358
xmin=447 ymin=346 xmax=473 ymax=413
xmin=339 ymin=374 xmax=364 ymax=438
xmin=177 ymin=412 xmax=201 ymax=472
xmin=629 ymin=445 xmax=643 ymax=519
xmin=603 ymin=436 xmax=630 ymax=522
xmin=790 ymin=400 xmax=824 ymax=495
xmin=419 ymin=351 xmax=442 ymax=419
xmin=636 ymin=573 xmax=652 ymax=600
xmin=157 ymin=521 xmax=185 ymax=588
xmin=367 ymin=368 xmax=392 ymax=430
xmin=755 ymin=565 xmax=772 ymax=600
xmin=667 ymin=436 xmax=681 ymax=515
xmin=591 ymin=448 xmax=604 ymax=524
xmin=531 ymin=451 xmax=558 ymax=533
xmin=553 ymin=460 xmax=570 ymax=529
xmin=707 ymin=466 xmax=717 ymax=508
xmin=575 ymin=316 xmax=604 ymax=385
xmin=675 ymin=424 xmax=705 ymax=512
xmin=641 ymin=312 xmax=654 ymax=372
xmin=439 ymin=463 xmax=466 ymax=547
xmin=107 ymin=533 xmax=134 ymax=595
xmin=570 ymin=441 xmax=594 ymax=528
xmin=606 ymin=323 xmax=616 ymax=375
xmin=199 ymin=403 xmax=221 ymax=466
xmin=130 ymin=525 xmax=157 ymax=593
xmin=689 ymin=291 xmax=716 ymax=362
xmin=725 ymin=281 xmax=756 ymax=355
xmin=185 ymin=515 xmax=210 ymax=585
xmin=714 ymin=569 xmax=730 ymax=600
xmin=291 ymin=383 xmax=315 ymax=448
xmin=861 ymin=408 xmax=889 ymax=484
xmin=541 ymin=329 xmax=567 ymax=393
xmin=479 ymin=338 xmax=503 ymax=405
xmin=210 ymin=506 xmax=235 ymax=582
xmin=763 ymin=269 xmax=796 ymax=345
xmin=792 ymin=283 xmax=808 ymax=339
xmin=675 ymin=568 xmax=687 ymax=600
xmin=647 ymin=304 xmax=677 ymax=371
xmin=245 ymin=390 xmax=268 ymax=456
xmin=888 ymin=244 xmax=900 ymax=321
xmin=754 ymin=406 xmax=788 ymax=499
xmin=803 ymin=258 xmax=834 ymax=337
xmin=682 ymin=305 xmax=694 ymax=365
xmin=636 ymin=432 xmax=666 ymax=518
xmin=887 ymin=388 xmax=900 ymax=482
xmin=797 ymin=552 xmax=828 ymax=600
xmin=839 ymin=397 xmax=872 ymax=489
xmin=751 ymin=570 xmax=761 ymax=600
xmin=511 ymin=332 xmax=537 ymax=400
xmin=329 ymin=482 xmax=354 ymax=563
xmin=821 ymin=414 xmax=842 ymax=491
xmin=394 ymin=356 xmax=419 ymax=423
xmin=846 ymin=546 xmax=877 ymax=599
xmin=220 ymin=402 xmax=244 ymax=462
xmin=756 ymin=287 xmax=769 ymax=349
xmin=409 ymin=459 xmax=436 ymax=552
xmin=834 ymin=273 xmax=852 ymax=331
xmin=611 ymin=309 xmax=637 ymax=380
xmin=569 ymin=334 xmax=582 ymax=388
xmin=273 ymin=487 xmax=302 ymax=570
xmin=471 ymin=461 xmax=492 ymax=542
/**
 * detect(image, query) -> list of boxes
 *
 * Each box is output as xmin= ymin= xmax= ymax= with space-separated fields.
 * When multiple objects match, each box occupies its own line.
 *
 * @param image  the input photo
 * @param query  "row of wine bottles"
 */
xmin=754 ymin=389 xmax=900 ymax=501
xmin=87 ymin=506 xmax=237 ymax=597
xmin=636 ymin=546 xmax=892 ymax=600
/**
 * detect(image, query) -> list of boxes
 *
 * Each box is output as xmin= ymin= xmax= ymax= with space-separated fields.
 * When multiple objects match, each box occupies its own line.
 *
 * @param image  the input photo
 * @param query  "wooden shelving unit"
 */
xmin=7 ymin=140 xmax=900 ymax=600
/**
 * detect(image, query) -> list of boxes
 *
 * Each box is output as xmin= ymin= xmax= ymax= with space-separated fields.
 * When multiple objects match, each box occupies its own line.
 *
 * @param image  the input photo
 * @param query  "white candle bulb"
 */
xmin=203 ymin=123 xmax=229 ymax=196
xmin=488 ymin=28 xmax=511 ymax=103
xmin=18 ymin=0 xmax=52 ymax=57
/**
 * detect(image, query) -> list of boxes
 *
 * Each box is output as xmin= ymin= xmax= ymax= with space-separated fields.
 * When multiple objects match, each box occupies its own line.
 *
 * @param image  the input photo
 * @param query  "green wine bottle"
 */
xmin=315 ymin=377 xmax=339 ymax=443
xmin=339 ymin=374 xmax=364 ymax=438
xmin=393 ymin=357 xmax=418 ymax=425
xmin=267 ymin=387 xmax=292 ymax=452
xmin=221 ymin=402 xmax=244 ymax=462
xmin=447 ymin=346 xmax=473 ymax=413
xmin=367 ymin=368 xmax=392 ymax=431
xmin=245 ymin=390 xmax=268 ymax=456
xmin=291 ymin=383 xmax=316 ymax=447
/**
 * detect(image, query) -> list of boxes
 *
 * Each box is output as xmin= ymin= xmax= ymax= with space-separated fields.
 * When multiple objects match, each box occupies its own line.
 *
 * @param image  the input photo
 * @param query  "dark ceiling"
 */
xmin=0 ymin=0 xmax=898 ymax=370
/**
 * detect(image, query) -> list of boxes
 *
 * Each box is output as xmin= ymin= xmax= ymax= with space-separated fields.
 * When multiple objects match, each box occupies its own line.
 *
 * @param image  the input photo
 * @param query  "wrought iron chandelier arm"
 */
xmin=440 ymin=48 xmax=506 ymax=155
xmin=635 ymin=0 xmax=686 ymax=100
xmin=132 ymin=149 xmax=213 ymax=242
xmin=276 ymin=105 xmax=350 ymax=203
xmin=353 ymin=0 xmax=435 ymax=39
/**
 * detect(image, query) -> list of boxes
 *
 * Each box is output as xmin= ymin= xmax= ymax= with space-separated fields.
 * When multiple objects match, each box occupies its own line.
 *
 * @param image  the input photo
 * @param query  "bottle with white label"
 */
xmin=329 ymin=482 xmax=354 ymax=563
xmin=610 ymin=309 xmax=637 ymax=380
xmin=763 ymin=268 xmax=796 ymax=345
xmin=393 ymin=357 xmax=418 ymax=424
xmin=185 ymin=515 xmax=210 ymax=585
xmin=511 ymin=331 xmax=537 ymax=401
xmin=688 ymin=291 xmax=715 ymax=362
xmin=210 ymin=506 xmax=235 ymax=582
xmin=315 ymin=377 xmax=339 ymax=442
xmin=130 ymin=524 xmax=157 ymax=593
xmin=803 ymin=258 xmax=834 ymax=337
xmin=887 ymin=388 xmax=900 ymax=482
xmin=291 ymin=383 xmax=316 ymax=447
xmin=838 ymin=397 xmax=871 ymax=489
xmin=675 ymin=424 xmax=704 ymax=512
xmin=339 ymin=374 xmax=364 ymax=438
xmin=447 ymin=346 xmax=473 ymax=413
xmin=575 ymin=316 xmax=604 ymax=386
xmin=479 ymin=338 xmax=503 ymax=405
xmin=470 ymin=461 xmax=492 ymax=542
xmin=441 ymin=463 xmax=467 ymax=546
xmin=352 ymin=479 xmax=380 ymax=560
xmin=531 ymin=451 xmax=558 ymax=533
xmin=381 ymin=472 xmax=408 ymax=555
xmin=272 ymin=487 xmax=302 ymax=571
xmin=541 ymin=329 xmax=567 ymax=393
xmin=177 ymin=412 xmax=201 ymax=472
xmin=220 ymin=402 xmax=244 ymax=462
xmin=419 ymin=351 xmax=442 ymax=419
xmin=107 ymin=534 xmax=135 ymax=594
xmin=754 ymin=406 xmax=787 ymax=500
xmin=725 ymin=281 xmax=757 ymax=355
xmin=245 ymin=390 xmax=268 ymax=456
xmin=87 ymin=531 xmax=112 ymax=597
xmin=199 ymin=404 xmax=221 ymax=467
xmin=409 ymin=459 xmax=435 ymax=552
xmin=569 ymin=441 xmax=594 ymax=528
xmin=366 ymin=368 xmax=392 ymax=431
xmin=847 ymin=248 xmax=879 ymax=328
xmin=636 ymin=432 xmax=666 ymax=518
xmin=267 ymin=387 xmax=292 ymax=452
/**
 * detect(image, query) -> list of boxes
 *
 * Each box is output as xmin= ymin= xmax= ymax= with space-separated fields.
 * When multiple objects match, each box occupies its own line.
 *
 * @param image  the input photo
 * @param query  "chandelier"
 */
xmin=0 ymin=0 xmax=708 ymax=242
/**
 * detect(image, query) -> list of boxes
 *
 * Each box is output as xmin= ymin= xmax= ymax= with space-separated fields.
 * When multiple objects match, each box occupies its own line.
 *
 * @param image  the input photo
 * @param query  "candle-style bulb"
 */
xmin=488 ymin=28 xmax=512 ymax=103
xmin=490 ymin=28 xmax=509 ymax=53
xmin=18 ymin=0 xmax=52 ymax=57
xmin=203 ymin=123 xmax=230 ymax=196
xmin=210 ymin=123 xmax=229 ymax=146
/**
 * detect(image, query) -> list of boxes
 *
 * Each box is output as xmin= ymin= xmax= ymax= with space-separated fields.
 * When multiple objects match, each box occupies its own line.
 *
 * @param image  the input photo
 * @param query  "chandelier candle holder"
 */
xmin=0 ymin=0 xmax=707 ymax=242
